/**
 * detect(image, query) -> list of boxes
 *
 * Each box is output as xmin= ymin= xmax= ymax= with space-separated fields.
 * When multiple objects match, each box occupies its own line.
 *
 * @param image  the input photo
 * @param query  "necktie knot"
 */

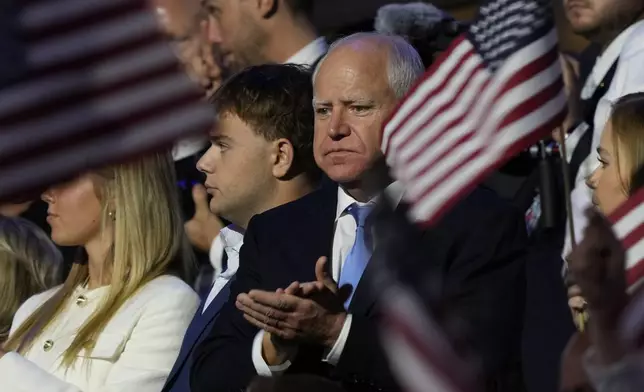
xmin=347 ymin=203 xmax=372 ymax=229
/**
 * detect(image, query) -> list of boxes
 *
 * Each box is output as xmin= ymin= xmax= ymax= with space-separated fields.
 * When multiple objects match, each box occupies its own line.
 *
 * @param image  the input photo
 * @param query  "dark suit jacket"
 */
xmin=191 ymin=184 xmax=527 ymax=392
xmin=162 ymin=280 xmax=232 ymax=392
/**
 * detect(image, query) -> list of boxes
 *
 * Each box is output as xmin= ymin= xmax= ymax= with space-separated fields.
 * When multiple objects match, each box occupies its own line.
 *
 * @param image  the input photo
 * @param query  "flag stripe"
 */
xmin=22 ymin=0 xmax=141 ymax=41
xmin=0 ymin=0 xmax=212 ymax=202
xmin=386 ymin=42 xmax=481 ymax=160
xmin=0 ymin=71 xmax=200 ymax=162
xmin=403 ymin=48 xmax=561 ymax=202
xmin=382 ymin=37 xmax=474 ymax=155
xmin=1 ymin=46 xmax=178 ymax=126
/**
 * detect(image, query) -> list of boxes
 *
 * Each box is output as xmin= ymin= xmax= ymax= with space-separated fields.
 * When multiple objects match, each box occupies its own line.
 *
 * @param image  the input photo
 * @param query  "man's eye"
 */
xmin=315 ymin=107 xmax=330 ymax=116
xmin=351 ymin=105 xmax=371 ymax=113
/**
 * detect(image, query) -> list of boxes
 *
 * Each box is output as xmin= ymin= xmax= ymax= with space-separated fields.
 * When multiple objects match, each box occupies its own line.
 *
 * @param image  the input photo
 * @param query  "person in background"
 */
xmin=202 ymin=0 xmax=326 ymax=71
xmin=562 ymin=0 xmax=644 ymax=279
xmin=193 ymin=0 xmax=327 ymax=293
xmin=0 ymin=216 xmax=62 ymax=344
xmin=192 ymin=33 xmax=527 ymax=392
xmin=0 ymin=152 xmax=199 ymax=392
xmin=161 ymin=64 xmax=321 ymax=392
xmin=154 ymin=0 xmax=227 ymax=293
xmin=567 ymin=93 xmax=644 ymax=392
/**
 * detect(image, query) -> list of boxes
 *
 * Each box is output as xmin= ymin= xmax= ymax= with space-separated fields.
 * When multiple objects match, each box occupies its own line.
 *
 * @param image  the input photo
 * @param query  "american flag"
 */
xmin=0 ymin=0 xmax=213 ymax=202
xmin=376 ymin=1 xmax=566 ymax=391
xmin=381 ymin=0 xmax=566 ymax=226
xmin=609 ymin=187 xmax=644 ymax=293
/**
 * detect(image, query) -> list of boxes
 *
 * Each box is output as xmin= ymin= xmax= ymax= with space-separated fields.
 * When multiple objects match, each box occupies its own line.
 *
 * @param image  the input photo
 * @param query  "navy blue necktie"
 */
xmin=338 ymin=203 xmax=373 ymax=309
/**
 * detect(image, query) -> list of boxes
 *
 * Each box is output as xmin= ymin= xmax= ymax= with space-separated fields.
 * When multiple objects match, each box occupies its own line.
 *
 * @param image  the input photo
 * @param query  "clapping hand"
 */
xmin=236 ymin=257 xmax=351 ymax=348
xmin=568 ymin=208 xmax=629 ymax=327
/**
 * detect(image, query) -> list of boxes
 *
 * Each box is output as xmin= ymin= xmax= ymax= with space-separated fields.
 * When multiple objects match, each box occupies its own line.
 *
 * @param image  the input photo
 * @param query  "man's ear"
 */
xmin=255 ymin=0 xmax=278 ymax=19
xmin=271 ymin=138 xmax=295 ymax=178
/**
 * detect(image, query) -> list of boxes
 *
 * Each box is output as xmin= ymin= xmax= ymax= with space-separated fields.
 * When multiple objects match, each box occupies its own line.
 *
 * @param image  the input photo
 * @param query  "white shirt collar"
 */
xmin=285 ymin=37 xmax=327 ymax=67
xmin=211 ymin=224 xmax=245 ymax=274
xmin=335 ymin=182 xmax=405 ymax=221
xmin=581 ymin=22 xmax=642 ymax=100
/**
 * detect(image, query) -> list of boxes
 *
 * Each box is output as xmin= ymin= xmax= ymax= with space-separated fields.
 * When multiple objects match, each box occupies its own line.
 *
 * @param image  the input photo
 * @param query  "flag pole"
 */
xmin=558 ymin=126 xmax=577 ymax=249
xmin=557 ymin=125 xmax=587 ymax=332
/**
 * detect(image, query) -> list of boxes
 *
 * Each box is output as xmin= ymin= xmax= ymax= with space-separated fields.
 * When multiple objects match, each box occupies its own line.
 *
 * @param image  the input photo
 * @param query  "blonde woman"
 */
xmin=0 ymin=152 xmax=200 ymax=392
xmin=566 ymin=92 xmax=644 ymax=392
xmin=0 ymin=216 xmax=62 ymax=344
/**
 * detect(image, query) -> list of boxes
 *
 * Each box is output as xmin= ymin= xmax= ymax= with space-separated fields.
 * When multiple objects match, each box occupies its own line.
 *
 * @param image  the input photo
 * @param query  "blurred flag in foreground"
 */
xmin=382 ymin=0 xmax=566 ymax=227
xmin=0 ymin=0 xmax=213 ymax=202
xmin=375 ymin=1 xmax=566 ymax=391
xmin=610 ymin=187 xmax=644 ymax=293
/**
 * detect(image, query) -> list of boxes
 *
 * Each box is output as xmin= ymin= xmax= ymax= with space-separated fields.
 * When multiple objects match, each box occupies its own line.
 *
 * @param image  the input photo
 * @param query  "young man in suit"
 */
xmin=191 ymin=33 xmax=528 ymax=392
xmin=161 ymin=64 xmax=320 ymax=392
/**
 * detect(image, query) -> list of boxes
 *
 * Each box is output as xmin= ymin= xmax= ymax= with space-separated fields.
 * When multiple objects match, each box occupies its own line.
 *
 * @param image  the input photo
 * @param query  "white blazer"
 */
xmin=0 ymin=275 xmax=199 ymax=392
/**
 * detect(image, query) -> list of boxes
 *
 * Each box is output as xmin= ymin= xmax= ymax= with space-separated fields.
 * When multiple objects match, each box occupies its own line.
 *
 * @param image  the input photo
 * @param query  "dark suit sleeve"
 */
xmin=332 ymin=313 xmax=400 ymax=390
xmin=190 ymin=227 xmax=262 ymax=392
xmin=440 ymin=203 xmax=527 ymax=378
xmin=332 ymin=199 xmax=527 ymax=390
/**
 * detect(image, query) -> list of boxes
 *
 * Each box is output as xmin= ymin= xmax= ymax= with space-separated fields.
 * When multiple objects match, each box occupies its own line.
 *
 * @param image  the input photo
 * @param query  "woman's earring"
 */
xmin=108 ymin=211 xmax=116 ymax=221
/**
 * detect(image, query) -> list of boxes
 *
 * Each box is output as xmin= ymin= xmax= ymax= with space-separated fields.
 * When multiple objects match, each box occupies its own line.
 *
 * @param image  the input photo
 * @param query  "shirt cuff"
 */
xmin=323 ymin=314 xmax=352 ymax=366
xmin=0 ymin=352 xmax=78 ymax=392
xmin=252 ymin=330 xmax=293 ymax=376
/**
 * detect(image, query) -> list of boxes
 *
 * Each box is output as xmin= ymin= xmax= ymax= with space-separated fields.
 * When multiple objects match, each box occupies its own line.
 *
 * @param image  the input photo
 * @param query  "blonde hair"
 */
xmin=4 ymin=151 xmax=196 ymax=367
xmin=0 ymin=217 xmax=62 ymax=343
xmin=609 ymin=93 xmax=644 ymax=194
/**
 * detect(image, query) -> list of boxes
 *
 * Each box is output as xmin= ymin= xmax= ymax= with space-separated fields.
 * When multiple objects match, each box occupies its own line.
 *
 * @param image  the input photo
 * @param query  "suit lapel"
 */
xmin=166 ymin=280 xmax=233 ymax=384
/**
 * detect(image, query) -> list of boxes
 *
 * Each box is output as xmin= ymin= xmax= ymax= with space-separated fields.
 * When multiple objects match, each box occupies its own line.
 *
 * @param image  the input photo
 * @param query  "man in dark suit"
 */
xmin=162 ymin=64 xmax=320 ymax=392
xmin=191 ymin=33 xmax=527 ymax=392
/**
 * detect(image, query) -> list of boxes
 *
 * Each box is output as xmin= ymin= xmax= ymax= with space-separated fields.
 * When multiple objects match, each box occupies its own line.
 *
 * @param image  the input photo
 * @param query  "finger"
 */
xmin=192 ymin=184 xmax=211 ymax=220
xmin=315 ymin=256 xmax=338 ymax=293
xmin=242 ymin=314 xmax=297 ymax=340
xmin=247 ymin=290 xmax=299 ymax=311
xmin=298 ymin=281 xmax=325 ymax=297
xmin=283 ymin=281 xmax=301 ymax=296
xmin=235 ymin=299 xmax=291 ymax=325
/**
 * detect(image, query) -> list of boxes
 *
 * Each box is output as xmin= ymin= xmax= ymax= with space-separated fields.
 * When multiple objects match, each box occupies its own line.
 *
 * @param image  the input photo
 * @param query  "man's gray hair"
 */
xmin=312 ymin=32 xmax=425 ymax=99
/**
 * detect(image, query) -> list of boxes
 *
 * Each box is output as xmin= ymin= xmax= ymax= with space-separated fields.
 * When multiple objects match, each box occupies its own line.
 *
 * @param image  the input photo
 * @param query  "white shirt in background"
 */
xmin=563 ymin=20 xmax=644 ymax=261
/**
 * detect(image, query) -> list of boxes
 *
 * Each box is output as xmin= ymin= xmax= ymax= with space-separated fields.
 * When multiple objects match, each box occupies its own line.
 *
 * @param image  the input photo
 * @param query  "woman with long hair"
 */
xmin=565 ymin=93 xmax=644 ymax=391
xmin=0 ymin=152 xmax=199 ymax=391
xmin=0 ymin=216 xmax=62 ymax=344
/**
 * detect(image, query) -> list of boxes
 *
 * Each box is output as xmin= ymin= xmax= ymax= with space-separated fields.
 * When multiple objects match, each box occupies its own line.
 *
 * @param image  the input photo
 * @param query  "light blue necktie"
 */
xmin=338 ymin=203 xmax=373 ymax=309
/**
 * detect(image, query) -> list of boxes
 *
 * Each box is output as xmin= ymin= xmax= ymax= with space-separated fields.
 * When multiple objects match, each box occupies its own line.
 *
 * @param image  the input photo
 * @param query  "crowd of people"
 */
xmin=0 ymin=0 xmax=644 ymax=391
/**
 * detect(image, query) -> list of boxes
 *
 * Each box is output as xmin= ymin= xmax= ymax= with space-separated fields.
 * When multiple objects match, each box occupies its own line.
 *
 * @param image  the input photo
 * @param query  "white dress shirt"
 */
xmin=562 ymin=20 xmax=644 ymax=261
xmin=252 ymin=183 xmax=406 ymax=376
xmin=203 ymin=225 xmax=245 ymax=313
xmin=284 ymin=37 xmax=327 ymax=67
xmin=0 ymin=276 xmax=199 ymax=392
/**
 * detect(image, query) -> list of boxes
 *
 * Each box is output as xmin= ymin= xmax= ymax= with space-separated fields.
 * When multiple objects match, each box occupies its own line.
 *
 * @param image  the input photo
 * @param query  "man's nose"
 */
xmin=196 ymin=148 xmax=215 ymax=174
xmin=328 ymin=110 xmax=351 ymax=139
xmin=206 ymin=16 xmax=223 ymax=44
